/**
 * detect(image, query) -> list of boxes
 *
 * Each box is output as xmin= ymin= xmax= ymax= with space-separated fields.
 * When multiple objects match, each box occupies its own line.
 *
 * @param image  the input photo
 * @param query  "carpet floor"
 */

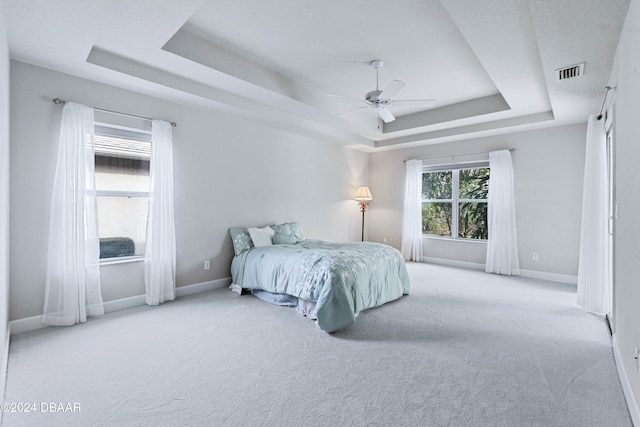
xmin=2 ymin=262 xmax=632 ymax=426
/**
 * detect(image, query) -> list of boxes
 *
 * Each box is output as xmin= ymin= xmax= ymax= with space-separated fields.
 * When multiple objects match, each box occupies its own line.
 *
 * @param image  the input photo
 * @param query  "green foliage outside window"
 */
xmin=422 ymin=171 xmax=452 ymax=199
xmin=458 ymin=202 xmax=488 ymax=239
xmin=458 ymin=168 xmax=489 ymax=239
xmin=422 ymin=167 xmax=489 ymax=240
xmin=422 ymin=203 xmax=452 ymax=236
xmin=459 ymin=168 xmax=488 ymax=199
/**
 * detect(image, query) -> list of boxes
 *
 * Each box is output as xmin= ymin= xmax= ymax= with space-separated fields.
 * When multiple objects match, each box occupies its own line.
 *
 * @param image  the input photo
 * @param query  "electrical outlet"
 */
xmin=532 ymin=252 xmax=539 ymax=261
xmin=204 ymin=260 xmax=210 ymax=270
xmin=383 ymin=237 xmax=388 ymax=244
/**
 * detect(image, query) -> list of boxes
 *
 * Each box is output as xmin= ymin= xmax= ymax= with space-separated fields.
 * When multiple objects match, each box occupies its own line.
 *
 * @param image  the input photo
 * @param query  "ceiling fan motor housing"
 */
xmin=365 ymin=90 xmax=385 ymax=103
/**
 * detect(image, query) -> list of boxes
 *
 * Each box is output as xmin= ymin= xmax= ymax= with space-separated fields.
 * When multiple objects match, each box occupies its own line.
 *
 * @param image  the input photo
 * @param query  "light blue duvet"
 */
xmin=230 ymin=240 xmax=410 ymax=333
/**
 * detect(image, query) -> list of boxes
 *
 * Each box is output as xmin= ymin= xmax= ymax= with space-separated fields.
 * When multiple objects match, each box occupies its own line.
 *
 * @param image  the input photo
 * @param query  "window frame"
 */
xmin=422 ymin=161 xmax=489 ymax=241
xmin=94 ymin=122 xmax=152 ymax=263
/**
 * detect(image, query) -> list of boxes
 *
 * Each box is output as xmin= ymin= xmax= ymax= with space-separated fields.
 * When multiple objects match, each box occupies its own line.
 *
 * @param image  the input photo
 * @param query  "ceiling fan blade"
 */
xmin=378 ymin=107 xmax=396 ymax=123
xmin=337 ymin=106 xmax=369 ymax=118
xmin=329 ymin=93 xmax=368 ymax=107
xmin=390 ymin=99 xmax=437 ymax=108
xmin=379 ymin=80 xmax=406 ymax=99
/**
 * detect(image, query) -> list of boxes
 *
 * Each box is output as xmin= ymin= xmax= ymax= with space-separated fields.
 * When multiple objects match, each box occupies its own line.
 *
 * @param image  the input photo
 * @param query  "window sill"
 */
xmin=100 ymin=256 xmax=144 ymax=266
xmin=422 ymin=236 xmax=488 ymax=244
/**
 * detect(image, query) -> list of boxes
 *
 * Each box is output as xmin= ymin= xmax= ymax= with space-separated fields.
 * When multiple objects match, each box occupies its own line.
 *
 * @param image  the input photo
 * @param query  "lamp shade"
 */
xmin=354 ymin=186 xmax=373 ymax=201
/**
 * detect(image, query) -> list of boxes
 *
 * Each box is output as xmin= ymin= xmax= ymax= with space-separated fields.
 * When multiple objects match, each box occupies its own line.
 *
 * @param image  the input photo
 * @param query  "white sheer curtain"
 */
xmin=577 ymin=114 xmax=608 ymax=313
xmin=42 ymin=102 xmax=104 ymax=326
xmin=401 ymin=159 xmax=423 ymax=261
xmin=145 ymin=120 xmax=176 ymax=305
xmin=485 ymin=150 xmax=520 ymax=275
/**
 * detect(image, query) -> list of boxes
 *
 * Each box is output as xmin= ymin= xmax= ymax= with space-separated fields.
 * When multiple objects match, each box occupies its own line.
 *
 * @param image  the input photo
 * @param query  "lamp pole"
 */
xmin=359 ymin=200 xmax=368 ymax=242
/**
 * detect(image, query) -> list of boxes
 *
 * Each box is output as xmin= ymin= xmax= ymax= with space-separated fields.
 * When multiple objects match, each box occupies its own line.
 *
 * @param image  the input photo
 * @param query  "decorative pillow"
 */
xmin=271 ymin=223 xmax=298 ymax=244
xmin=248 ymin=226 xmax=275 ymax=247
xmin=288 ymin=222 xmax=305 ymax=242
xmin=229 ymin=227 xmax=254 ymax=256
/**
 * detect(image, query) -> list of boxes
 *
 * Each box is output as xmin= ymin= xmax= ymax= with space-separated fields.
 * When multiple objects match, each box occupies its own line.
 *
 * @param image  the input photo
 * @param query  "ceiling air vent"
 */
xmin=556 ymin=63 xmax=585 ymax=81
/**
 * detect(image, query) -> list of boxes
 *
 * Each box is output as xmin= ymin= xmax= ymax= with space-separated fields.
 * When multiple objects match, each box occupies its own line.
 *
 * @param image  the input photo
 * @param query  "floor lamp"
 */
xmin=354 ymin=186 xmax=373 ymax=242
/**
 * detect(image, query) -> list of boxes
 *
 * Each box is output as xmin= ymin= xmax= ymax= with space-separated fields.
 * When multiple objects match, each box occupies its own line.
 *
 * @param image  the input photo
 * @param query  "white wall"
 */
xmin=0 ymin=2 xmax=10 ymax=398
xmin=9 ymin=61 xmax=369 ymax=321
xmin=610 ymin=0 xmax=640 ymax=413
xmin=369 ymin=124 xmax=586 ymax=277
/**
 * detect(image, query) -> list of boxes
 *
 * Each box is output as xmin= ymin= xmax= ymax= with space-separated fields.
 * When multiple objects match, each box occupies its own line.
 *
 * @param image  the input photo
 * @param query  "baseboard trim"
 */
xmin=422 ymin=256 xmax=485 ymax=271
xmin=103 ymin=294 xmax=146 ymax=313
xmin=518 ymin=269 xmax=578 ymax=285
xmin=176 ymin=277 xmax=231 ymax=297
xmin=9 ymin=315 xmax=43 ymax=336
xmin=1 ymin=325 xmax=9 ymax=404
xmin=613 ymin=334 xmax=640 ymax=426
xmin=9 ymin=277 xmax=232 ymax=336
xmin=421 ymin=257 xmax=578 ymax=284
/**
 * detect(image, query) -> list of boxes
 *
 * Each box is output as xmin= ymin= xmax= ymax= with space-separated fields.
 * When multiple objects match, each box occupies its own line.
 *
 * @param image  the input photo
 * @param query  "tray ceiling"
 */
xmin=4 ymin=0 xmax=630 ymax=151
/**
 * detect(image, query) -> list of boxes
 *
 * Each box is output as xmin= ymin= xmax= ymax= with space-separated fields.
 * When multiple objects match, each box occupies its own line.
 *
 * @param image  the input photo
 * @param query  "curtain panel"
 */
xmin=485 ymin=150 xmax=520 ymax=275
xmin=42 ymin=102 xmax=104 ymax=326
xmin=577 ymin=114 xmax=608 ymax=313
xmin=401 ymin=159 xmax=423 ymax=261
xmin=144 ymin=120 xmax=176 ymax=305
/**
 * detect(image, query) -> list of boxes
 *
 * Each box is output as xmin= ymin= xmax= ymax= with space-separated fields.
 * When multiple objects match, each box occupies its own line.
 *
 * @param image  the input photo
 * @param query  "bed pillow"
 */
xmin=248 ymin=226 xmax=275 ymax=247
xmin=288 ymin=222 xmax=306 ymax=242
xmin=229 ymin=227 xmax=254 ymax=256
xmin=271 ymin=223 xmax=298 ymax=244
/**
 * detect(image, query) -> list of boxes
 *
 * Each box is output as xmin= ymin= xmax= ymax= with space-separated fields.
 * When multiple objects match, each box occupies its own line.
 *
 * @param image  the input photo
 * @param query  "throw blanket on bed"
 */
xmin=230 ymin=240 xmax=410 ymax=333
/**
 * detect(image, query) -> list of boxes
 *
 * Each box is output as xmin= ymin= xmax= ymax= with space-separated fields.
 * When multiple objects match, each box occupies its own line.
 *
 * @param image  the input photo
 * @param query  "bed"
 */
xmin=229 ymin=223 xmax=410 ymax=333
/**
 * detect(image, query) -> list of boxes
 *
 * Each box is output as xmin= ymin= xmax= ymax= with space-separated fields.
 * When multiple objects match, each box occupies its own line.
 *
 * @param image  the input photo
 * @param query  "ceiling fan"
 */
xmin=333 ymin=60 xmax=436 ymax=123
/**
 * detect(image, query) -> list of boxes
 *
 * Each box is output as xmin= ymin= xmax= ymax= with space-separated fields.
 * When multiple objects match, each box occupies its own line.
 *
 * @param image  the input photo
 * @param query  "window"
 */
xmin=422 ymin=164 xmax=489 ymax=240
xmin=94 ymin=124 xmax=151 ymax=259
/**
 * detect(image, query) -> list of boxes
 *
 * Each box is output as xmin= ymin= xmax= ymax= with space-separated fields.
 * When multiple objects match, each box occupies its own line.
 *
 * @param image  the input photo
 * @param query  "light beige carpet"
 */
xmin=2 ymin=262 xmax=631 ymax=426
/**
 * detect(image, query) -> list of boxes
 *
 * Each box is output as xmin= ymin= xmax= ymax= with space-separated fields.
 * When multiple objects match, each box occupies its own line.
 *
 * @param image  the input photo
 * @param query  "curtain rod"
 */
xmin=403 ymin=148 xmax=515 ymax=163
xmin=52 ymin=98 xmax=177 ymax=127
xmin=596 ymin=86 xmax=617 ymax=121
